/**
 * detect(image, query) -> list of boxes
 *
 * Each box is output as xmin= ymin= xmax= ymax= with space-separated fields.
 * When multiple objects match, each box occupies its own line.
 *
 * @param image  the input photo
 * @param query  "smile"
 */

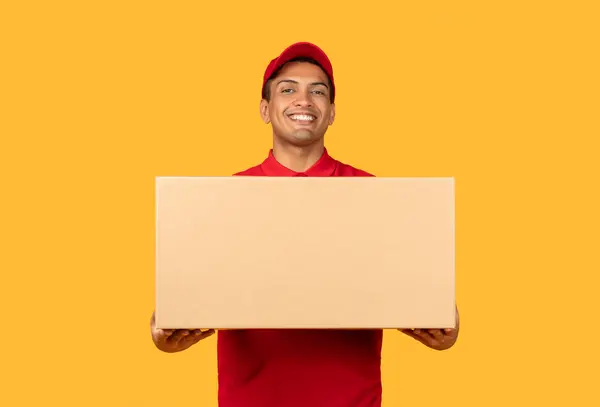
xmin=288 ymin=114 xmax=316 ymax=122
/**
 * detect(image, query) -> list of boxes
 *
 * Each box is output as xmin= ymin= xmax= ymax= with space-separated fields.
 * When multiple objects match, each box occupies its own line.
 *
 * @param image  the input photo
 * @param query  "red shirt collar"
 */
xmin=260 ymin=148 xmax=338 ymax=176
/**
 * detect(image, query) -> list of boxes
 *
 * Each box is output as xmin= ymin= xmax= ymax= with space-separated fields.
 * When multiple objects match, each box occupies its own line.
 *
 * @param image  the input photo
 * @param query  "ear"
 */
xmin=328 ymin=103 xmax=336 ymax=125
xmin=260 ymin=99 xmax=270 ymax=124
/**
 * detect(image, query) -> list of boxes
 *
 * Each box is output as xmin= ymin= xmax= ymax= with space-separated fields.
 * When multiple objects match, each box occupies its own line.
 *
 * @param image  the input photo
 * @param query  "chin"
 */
xmin=275 ymin=130 xmax=324 ymax=147
xmin=292 ymin=130 xmax=321 ymax=143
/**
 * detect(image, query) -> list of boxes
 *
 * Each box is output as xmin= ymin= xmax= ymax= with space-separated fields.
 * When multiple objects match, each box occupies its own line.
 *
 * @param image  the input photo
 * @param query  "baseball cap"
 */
xmin=262 ymin=42 xmax=336 ymax=102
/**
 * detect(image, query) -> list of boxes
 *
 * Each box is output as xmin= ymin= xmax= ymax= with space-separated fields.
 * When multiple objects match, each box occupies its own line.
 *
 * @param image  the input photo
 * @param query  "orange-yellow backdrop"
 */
xmin=1 ymin=1 xmax=599 ymax=406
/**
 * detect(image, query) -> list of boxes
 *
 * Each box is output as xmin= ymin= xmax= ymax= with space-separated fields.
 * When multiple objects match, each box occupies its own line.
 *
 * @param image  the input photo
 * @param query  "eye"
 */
xmin=281 ymin=88 xmax=294 ymax=94
xmin=312 ymin=90 xmax=326 ymax=96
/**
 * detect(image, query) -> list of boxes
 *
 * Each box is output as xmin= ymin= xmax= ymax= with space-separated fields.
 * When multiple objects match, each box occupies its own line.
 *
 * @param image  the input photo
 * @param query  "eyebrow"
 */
xmin=311 ymin=82 xmax=329 ymax=89
xmin=276 ymin=79 xmax=329 ymax=89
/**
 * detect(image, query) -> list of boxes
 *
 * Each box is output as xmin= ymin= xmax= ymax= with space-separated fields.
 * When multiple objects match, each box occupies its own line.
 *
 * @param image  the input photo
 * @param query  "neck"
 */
xmin=272 ymin=138 xmax=325 ymax=172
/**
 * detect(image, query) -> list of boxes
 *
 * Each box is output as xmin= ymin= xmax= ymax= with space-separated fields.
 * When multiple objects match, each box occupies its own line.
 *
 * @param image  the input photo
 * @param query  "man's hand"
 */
xmin=150 ymin=311 xmax=215 ymax=353
xmin=399 ymin=307 xmax=460 ymax=351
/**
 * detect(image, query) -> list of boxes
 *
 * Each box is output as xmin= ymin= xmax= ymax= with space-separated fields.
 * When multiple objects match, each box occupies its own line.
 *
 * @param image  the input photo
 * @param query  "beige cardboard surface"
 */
xmin=155 ymin=176 xmax=455 ymax=329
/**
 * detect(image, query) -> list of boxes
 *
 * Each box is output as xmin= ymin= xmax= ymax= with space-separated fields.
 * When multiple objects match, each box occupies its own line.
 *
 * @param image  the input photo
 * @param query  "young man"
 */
xmin=151 ymin=42 xmax=460 ymax=407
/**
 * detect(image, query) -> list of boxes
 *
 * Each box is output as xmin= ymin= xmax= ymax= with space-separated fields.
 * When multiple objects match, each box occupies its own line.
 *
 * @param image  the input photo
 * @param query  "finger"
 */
xmin=414 ymin=329 xmax=436 ymax=341
xmin=154 ymin=328 xmax=174 ymax=342
xmin=199 ymin=329 xmax=216 ymax=339
xmin=400 ymin=328 xmax=424 ymax=338
xmin=444 ymin=328 xmax=457 ymax=336
xmin=181 ymin=329 xmax=215 ymax=347
xmin=412 ymin=328 xmax=441 ymax=346
xmin=429 ymin=329 xmax=446 ymax=347
xmin=428 ymin=329 xmax=444 ymax=341
xmin=402 ymin=329 xmax=433 ymax=343
xmin=192 ymin=329 xmax=216 ymax=342
xmin=169 ymin=329 xmax=191 ymax=345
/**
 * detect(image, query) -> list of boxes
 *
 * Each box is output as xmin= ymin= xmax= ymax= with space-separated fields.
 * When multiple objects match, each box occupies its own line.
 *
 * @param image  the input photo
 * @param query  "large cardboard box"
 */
xmin=154 ymin=176 xmax=455 ymax=329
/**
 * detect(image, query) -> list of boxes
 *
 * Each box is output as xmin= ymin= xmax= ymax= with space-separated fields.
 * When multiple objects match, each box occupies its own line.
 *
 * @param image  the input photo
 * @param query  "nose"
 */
xmin=293 ymin=89 xmax=313 ymax=107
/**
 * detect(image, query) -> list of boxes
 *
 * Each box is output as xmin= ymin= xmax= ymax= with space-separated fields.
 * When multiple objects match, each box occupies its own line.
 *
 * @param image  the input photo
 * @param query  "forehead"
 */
xmin=273 ymin=61 xmax=329 ymax=83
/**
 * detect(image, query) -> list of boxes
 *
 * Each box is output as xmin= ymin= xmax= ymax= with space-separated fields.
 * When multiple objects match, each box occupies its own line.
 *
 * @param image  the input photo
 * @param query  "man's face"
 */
xmin=260 ymin=61 xmax=335 ymax=146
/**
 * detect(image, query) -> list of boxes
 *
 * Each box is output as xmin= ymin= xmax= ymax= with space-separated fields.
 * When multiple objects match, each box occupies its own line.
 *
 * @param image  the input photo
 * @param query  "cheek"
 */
xmin=271 ymin=108 xmax=288 ymax=127
xmin=320 ymin=107 xmax=333 ymax=124
xmin=271 ymin=102 xmax=286 ymax=120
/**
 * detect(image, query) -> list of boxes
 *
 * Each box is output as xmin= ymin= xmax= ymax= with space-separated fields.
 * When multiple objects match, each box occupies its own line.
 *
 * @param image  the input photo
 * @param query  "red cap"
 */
xmin=262 ymin=42 xmax=335 ymax=102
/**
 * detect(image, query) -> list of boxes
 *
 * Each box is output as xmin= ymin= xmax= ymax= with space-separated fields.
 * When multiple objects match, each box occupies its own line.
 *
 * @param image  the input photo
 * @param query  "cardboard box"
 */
xmin=155 ymin=176 xmax=455 ymax=329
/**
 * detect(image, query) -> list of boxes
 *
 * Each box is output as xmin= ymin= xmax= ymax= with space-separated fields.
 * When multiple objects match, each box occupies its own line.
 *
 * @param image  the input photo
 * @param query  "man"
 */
xmin=150 ymin=42 xmax=460 ymax=407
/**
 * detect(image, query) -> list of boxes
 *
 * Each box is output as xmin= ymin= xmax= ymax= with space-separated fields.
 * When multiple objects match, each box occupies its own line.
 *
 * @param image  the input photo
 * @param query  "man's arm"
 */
xmin=399 ymin=306 xmax=460 ymax=351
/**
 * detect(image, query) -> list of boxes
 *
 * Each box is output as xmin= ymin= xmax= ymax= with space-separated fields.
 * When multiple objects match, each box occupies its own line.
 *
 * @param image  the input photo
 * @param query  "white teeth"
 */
xmin=290 ymin=114 xmax=315 ymax=121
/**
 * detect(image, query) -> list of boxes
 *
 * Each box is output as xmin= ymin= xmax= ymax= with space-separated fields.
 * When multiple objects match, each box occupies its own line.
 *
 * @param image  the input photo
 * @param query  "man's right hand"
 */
xmin=150 ymin=311 xmax=215 ymax=353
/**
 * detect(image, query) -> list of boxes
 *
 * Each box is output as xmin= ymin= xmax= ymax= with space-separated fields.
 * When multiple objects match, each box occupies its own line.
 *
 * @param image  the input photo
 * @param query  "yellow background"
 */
xmin=1 ymin=1 xmax=599 ymax=406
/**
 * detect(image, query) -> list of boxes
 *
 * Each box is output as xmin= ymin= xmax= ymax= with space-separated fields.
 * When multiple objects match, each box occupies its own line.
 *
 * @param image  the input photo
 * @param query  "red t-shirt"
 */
xmin=217 ymin=148 xmax=383 ymax=407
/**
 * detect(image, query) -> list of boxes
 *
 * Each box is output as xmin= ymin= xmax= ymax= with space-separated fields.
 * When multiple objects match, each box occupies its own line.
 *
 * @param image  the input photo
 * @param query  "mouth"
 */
xmin=287 ymin=113 xmax=317 ymax=123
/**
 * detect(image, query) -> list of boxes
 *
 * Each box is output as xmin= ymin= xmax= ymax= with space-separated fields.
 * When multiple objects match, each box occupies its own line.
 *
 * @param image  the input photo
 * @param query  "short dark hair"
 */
xmin=262 ymin=57 xmax=334 ymax=103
